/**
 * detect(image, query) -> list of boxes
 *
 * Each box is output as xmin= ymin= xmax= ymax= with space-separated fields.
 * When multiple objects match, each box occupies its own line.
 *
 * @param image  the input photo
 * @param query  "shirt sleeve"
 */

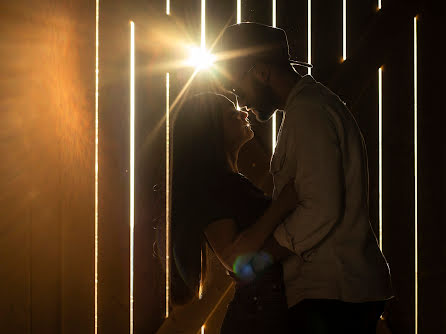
xmin=273 ymin=101 xmax=345 ymax=255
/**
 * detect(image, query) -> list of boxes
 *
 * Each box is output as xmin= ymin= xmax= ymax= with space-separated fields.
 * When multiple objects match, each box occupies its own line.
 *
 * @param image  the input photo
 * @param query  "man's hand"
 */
xmin=262 ymin=235 xmax=295 ymax=262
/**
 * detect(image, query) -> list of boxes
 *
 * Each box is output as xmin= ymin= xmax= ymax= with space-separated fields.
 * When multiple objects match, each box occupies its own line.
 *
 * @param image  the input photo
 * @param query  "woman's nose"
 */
xmin=240 ymin=110 xmax=249 ymax=120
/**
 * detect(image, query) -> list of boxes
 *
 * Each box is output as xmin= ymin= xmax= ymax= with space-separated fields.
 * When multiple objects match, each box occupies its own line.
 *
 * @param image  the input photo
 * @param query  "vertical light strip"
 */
xmin=414 ymin=15 xmax=418 ymax=334
xmin=237 ymin=0 xmax=241 ymax=24
xmin=129 ymin=20 xmax=135 ymax=334
xmin=272 ymin=0 xmax=277 ymax=152
xmin=199 ymin=248 xmax=204 ymax=300
xmin=165 ymin=72 xmax=170 ymax=318
xmin=343 ymin=0 xmax=347 ymax=61
xmin=165 ymin=0 xmax=170 ymax=320
xmin=200 ymin=3 xmax=206 ymax=332
xmin=378 ymin=0 xmax=382 ymax=10
xmin=201 ymin=0 xmax=206 ymax=50
xmin=94 ymin=0 xmax=99 ymax=333
xmin=378 ymin=67 xmax=383 ymax=250
xmin=307 ymin=0 xmax=312 ymax=75
xmin=272 ymin=0 xmax=276 ymax=27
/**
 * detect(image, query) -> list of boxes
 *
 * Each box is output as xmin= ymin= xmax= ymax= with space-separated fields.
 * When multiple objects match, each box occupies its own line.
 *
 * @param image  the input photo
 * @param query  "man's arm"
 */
xmin=274 ymin=102 xmax=345 ymax=255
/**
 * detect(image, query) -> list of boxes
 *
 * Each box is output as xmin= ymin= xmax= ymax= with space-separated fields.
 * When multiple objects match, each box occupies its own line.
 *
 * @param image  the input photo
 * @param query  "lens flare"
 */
xmin=233 ymin=252 xmax=273 ymax=282
xmin=186 ymin=47 xmax=215 ymax=70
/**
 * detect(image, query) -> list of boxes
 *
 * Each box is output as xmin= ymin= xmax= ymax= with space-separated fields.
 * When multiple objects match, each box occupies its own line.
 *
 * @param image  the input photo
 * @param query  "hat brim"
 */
xmin=290 ymin=59 xmax=313 ymax=68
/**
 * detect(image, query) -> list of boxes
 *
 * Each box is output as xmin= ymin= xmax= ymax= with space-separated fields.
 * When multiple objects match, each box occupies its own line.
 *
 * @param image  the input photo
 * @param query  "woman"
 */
xmin=170 ymin=92 xmax=297 ymax=333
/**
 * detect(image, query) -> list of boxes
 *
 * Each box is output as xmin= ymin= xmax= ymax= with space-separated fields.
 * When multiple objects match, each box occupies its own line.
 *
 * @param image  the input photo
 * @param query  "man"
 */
xmin=218 ymin=22 xmax=393 ymax=333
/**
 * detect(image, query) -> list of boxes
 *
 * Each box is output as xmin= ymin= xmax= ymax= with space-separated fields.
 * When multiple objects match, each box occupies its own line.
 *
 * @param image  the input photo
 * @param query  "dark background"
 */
xmin=1 ymin=0 xmax=445 ymax=333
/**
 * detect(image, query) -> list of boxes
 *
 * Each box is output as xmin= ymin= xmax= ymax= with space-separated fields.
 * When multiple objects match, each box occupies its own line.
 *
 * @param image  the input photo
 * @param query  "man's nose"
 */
xmin=237 ymin=96 xmax=248 ymax=109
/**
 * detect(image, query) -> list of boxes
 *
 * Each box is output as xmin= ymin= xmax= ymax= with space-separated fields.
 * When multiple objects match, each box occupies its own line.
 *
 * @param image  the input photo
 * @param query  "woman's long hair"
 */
xmin=170 ymin=92 xmax=235 ymax=305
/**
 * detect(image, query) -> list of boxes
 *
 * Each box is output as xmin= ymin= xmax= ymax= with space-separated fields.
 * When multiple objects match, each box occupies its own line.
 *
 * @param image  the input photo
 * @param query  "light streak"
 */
xmin=378 ymin=0 xmax=382 ymax=10
xmin=272 ymin=113 xmax=277 ymax=152
xmin=308 ymin=0 xmax=312 ymax=75
xmin=165 ymin=0 xmax=170 ymax=318
xmin=237 ymin=0 xmax=241 ymax=24
xmin=272 ymin=0 xmax=277 ymax=152
xmin=201 ymin=282 xmax=235 ymax=326
xmin=94 ymin=0 xmax=99 ymax=333
xmin=199 ymin=3 xmax=206 ymax=333
xmin=199 ymin=248 xmax=204 ymax=300
xmin=129 ymin=20 xmax=135 ymax=334
xmin=201 ymin=0 xmax=206 ymax=50
xmin=165 ymin=72 xmax=170 ymax=318
xmin=343 ymin=0 xmax=347 ymax=61
xmin=414 ymin=15 xmax=418 ymax=334
xmin=272 ymin=0 xmax=276 ymax=28
xmin=378 ymin=66 xmax=383 ymax=250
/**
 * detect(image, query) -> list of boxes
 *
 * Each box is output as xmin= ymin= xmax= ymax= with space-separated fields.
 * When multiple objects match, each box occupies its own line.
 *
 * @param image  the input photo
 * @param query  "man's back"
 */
xmin=271 ymin=75 xmax=393 ymax=308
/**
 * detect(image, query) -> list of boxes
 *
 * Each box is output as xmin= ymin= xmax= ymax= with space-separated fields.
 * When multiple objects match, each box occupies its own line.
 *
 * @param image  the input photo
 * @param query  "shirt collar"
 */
xmin=284 ymin=74 xmax=315 ymax=112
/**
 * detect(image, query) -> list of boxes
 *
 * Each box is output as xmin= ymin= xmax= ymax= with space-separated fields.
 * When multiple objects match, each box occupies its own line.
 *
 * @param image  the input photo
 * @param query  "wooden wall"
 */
xmin=0 ymin=0 xmax=444 ymax=333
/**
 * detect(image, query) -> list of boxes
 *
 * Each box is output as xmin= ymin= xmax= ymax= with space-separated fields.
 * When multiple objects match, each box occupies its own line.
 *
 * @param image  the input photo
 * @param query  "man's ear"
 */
xmin=252 ymin=62 xmax=271 ymax=84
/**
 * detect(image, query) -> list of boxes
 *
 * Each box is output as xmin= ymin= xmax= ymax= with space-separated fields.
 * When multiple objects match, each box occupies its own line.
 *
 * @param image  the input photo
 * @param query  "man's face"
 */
xmin=229 ymin=63 xmax=278 ymax=122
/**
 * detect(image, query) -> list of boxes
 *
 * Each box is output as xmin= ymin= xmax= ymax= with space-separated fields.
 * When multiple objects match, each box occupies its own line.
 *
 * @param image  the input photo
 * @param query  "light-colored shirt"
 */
xmin=271 ymin=75 xmax=393 ymax=308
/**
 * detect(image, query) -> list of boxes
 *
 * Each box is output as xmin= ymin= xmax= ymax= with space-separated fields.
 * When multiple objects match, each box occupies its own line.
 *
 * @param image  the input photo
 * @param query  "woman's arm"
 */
xmin=204 ymin=181 xmax=297 ymax=272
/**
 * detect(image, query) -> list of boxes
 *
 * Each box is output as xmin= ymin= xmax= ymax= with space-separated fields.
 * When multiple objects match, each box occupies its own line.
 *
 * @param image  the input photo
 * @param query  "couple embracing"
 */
xmin=170 ymin=23 xmax=393 ymax=334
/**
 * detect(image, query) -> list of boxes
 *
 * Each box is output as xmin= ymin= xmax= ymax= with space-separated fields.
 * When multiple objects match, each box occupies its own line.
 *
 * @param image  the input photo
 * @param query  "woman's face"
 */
xmin=222 ymin=106 xmax=254 ymax=149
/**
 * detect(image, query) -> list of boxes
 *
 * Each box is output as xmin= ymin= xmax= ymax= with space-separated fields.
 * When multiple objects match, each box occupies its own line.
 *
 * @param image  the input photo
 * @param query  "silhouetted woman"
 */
xmin=170 ymin=92 xmax=296 ymax=333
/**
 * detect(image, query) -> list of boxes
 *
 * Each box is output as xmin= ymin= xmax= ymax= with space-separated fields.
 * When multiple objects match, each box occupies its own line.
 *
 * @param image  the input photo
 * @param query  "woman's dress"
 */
xmin=205 ymin=173 xmax=289 ymax=334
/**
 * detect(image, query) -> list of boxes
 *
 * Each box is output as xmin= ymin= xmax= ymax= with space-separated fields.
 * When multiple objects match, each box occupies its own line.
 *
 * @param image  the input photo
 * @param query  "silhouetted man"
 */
xmin=219 ymin=22 xmax=393 ymax=333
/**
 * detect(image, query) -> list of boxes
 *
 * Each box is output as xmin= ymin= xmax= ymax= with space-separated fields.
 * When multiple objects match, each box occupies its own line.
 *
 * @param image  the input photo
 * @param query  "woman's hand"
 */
xmin=276 ymin=179 xmax=298 ymax=216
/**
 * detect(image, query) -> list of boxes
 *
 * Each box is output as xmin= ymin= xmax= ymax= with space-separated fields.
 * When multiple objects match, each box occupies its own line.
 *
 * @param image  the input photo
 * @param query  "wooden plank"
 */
xmin=382 ymin=17 xmax=415 ymax=334
xmin=0 ymin=3 xmax=35 ymax=331
xmin=57 ymin=1 xmax=96 ymax=333
xmin=311 ymin=0 xmax=343 ymax=84
xmin=417 ymin=2 xmax=446 ymax=333
xmin=98 ymin=0 xmax=132 ymax=332
xmin=345 ymin=0 xmax=380 ymax=241
xmin=132 ymin=1 xmax=170 ymax=333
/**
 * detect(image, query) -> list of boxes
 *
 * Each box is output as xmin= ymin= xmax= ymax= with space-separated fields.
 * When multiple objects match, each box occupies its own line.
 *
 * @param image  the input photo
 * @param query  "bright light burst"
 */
xmin=186 ymin=46 xmax=216 ymax=70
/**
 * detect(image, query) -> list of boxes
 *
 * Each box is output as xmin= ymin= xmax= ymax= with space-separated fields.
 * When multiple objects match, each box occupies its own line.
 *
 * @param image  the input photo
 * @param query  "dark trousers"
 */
xmin=287 ymin=299 xmax=385 ymax=334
